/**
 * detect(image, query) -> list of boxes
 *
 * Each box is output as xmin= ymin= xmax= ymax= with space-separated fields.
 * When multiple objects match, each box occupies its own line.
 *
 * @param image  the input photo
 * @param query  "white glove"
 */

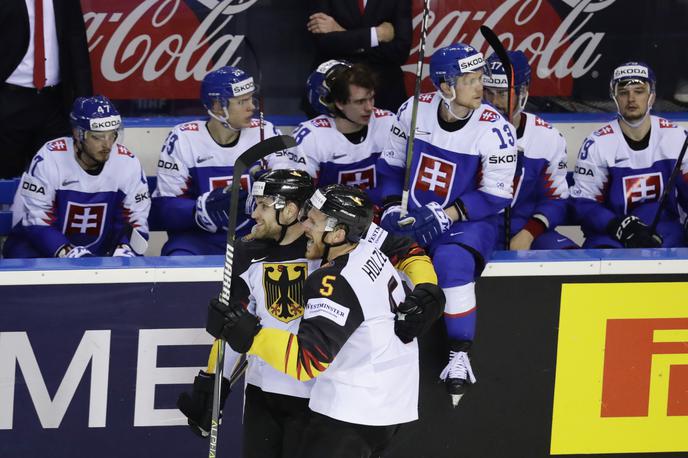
xmin=57 ymin=245 xmax=93 ymax=258
xmin=113 ymin=244 xmax=137 ymax=257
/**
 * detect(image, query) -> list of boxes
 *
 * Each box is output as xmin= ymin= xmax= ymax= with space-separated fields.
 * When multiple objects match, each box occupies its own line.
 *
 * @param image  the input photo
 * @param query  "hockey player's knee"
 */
xmin=432 ymin=244 xmax=476 ymax=286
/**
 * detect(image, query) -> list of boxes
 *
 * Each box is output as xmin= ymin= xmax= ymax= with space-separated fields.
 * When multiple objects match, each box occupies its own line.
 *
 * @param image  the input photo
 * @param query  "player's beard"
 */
xmin=252 ymin=218 xmax=279 ymax=241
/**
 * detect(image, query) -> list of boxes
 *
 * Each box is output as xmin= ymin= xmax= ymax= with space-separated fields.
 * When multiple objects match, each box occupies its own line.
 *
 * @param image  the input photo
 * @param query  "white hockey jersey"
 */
xmin=152 ymin=119 xmax=300 ymax=233
xmin=509 ymin=112 xmax=570 ymax=229
xmin=570 ymin=116 xmax=688 ymax=234
xmin=293 ymin=109 xmax=395 ymax=204
xmin=7 ymin=137 xmax=150 ymax=257
xmin=380 ymin=93 xmax=516 ymax=221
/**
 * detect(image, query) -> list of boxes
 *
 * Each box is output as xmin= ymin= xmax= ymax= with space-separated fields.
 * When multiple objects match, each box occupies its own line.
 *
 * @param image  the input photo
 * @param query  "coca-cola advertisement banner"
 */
xmin=80 ymin=0 xmax=688 ymax=114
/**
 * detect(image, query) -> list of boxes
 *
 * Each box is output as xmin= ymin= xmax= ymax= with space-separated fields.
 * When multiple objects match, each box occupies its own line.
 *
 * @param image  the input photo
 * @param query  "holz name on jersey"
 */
xmin=361 ymin=248 xmax=388 ymax=282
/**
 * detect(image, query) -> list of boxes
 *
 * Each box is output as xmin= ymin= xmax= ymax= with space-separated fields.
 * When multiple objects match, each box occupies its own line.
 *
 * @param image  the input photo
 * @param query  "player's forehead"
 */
xmin=347 ymin=84 xmax=374 ymax=102
xmin=615 ymin=81 xmax=650 ymax=92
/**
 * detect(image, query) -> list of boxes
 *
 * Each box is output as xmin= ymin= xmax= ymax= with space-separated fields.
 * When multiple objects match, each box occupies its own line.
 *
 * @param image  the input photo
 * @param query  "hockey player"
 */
xmin=2 ymin=95 xmax=150 ymax=258
xmin=178 ymin=172 xmax=443 ymax=458
xmin=211 ymin=184 xmax=432 ymax=458
xmin=482 ymin=51 xmax=577 ymax=250
xmin=377 ymin=43 xmax=517 ymax=405
xmin=150 ymin=66 xmax=298 ymax=256
xmin=570 ymin=61 xmax=688 ymax=248
xmin=293 ymin=60 xmax=396 ymax=205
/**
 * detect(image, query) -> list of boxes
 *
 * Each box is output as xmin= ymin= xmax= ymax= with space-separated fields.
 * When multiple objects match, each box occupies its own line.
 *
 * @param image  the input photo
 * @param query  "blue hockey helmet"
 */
xmin=429 ymin=43 xmax=487 ymax=90
xmin=200 ymin=66 xmax=256 ymax=111
xmin=306 ymin=59 xmax=353 ymax=116
xmin=609 ymin=61 xmax=656 ymax=97
xmin=70 ymin=95 xmax=122 ymax=133
xmin=483 ymin=51 xmax=531 ymax=90
xmin=483 ymin=51 xmax=531 ymax=114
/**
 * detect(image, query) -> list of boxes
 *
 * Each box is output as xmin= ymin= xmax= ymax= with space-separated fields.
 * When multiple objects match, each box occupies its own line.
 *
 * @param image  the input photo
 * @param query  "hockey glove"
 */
xmin=395 ymin=283 xmax=446 ymax=343
xmin=176 ymin=370 xmax=231 ymax=438
xmin=56 ymin=244 xmax=94 ymax=258
xmin=206 ymin=297 xmax=244 ymax=339
xmin=379 ymin=204 xmax=414 ymax=236
xmin=207 ymin=298 xmax=261 ymax=353
xmin=112 ymin=244 xmax=137 ymax=257
xmin=607 ymin=215 xmax=662 ymax=248
xmin=194 ymin=187 xmax=250 ymax=233
xmin=405 ymin=202 xmax=453 ymax=246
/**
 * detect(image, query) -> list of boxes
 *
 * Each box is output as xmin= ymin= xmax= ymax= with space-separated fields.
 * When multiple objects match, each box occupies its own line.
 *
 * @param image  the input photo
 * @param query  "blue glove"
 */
xmin=379 ymin=204 xmax=414 ymax=236
xmin=405 ymin=202 xmax=453 ymax=246
xmin=195 ymin=187 xmax=248 ymax=233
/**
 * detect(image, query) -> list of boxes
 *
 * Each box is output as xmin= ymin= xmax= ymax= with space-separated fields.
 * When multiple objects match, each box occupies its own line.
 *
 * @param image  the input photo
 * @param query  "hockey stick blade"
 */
xmin=480 ymin=25 xmax=515 ymax=249
xmin=209 ymin=134 xmax=295 ymax=458
xmin=650 ymin=130 xmax=688 ymax=233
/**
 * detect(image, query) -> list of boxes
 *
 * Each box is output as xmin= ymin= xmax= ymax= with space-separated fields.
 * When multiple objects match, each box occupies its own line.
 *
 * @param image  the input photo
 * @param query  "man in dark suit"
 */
xmin=306 ymin=0 xmax=411 ymax=114
xmin=0 ymin=0 xmax=92 ymax=179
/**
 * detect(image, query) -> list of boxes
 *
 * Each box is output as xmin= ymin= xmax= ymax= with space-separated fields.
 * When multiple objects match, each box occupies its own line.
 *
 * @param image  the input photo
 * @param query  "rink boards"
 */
xmin=0 ymin=250 xmax=687 ymax=458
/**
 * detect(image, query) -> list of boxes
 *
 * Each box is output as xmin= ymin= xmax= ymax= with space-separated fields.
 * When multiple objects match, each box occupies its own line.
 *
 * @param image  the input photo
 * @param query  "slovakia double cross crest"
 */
xmin=262 ymin=262 xmax=308 ymax=323
xmin=412 ymin=151 xmax=456 ymax=207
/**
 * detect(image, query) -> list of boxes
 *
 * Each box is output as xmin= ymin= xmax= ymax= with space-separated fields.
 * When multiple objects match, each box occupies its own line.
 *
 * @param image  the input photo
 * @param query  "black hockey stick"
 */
xmin=208 ymin=134 xmax=297 ymax=458
xmin=649 ymin=130 xmax=688 ymax=233
xmin=400 ymin=0 xmax=432 ymax=216
xmin=243 ymin=36 xmax=265 ymax=142
xmin=480 ymin=25 xmax=515 ymax=249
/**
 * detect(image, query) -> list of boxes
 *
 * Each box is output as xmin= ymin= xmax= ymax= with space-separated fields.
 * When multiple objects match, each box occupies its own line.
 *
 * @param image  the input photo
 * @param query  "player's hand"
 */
xmin=608 ymin=215 xmax=662 ymax=248
xmin=376 ymin=21 xmax=395 ymax=42
xmin=379 ymin=204 xmax=414 ymax=236
xmin=194 ymin=187 xmax=249 ymax=233
xmin=112 ymin=244 xmax=137 ymax=257
xmin=405 ymin=202 xmax=453 ymax=246
xmin=56 ymin=245 xmax=94 ymax=258
xmin=307 ymin=12 xmax=345 ymax=34
xmin=395 ymin=283 xmax=445 ymax=343
xmin=509 ymin=229 xmax=535 ymax=251
xmin=207 ymin=298 xmax=261 ymax=353
xmin=176 ymin=370 xmax=231 ymax=438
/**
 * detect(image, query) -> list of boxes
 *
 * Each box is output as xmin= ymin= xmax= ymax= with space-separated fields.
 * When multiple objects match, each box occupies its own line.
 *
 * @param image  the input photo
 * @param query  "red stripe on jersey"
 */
xmin=444 ymin=307 xmax=476 ymax=318
xmin=284 ymin=334 xmax=294 ymax=374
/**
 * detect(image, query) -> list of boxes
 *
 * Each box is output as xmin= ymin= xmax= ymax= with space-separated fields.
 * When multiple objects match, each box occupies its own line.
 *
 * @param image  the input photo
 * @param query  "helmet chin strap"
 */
xmin=439 ymin=88 xmax=473 ymax=121
xmin=207 ymin=106 xmax=241 ymax=132
xmin=274 ymin=206 xmax=299 ymax=244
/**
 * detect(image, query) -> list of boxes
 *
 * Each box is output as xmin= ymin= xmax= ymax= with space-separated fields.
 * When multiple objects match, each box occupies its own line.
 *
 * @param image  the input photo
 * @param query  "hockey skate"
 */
xmin=439 ymin=343 xmax=476 ymax=407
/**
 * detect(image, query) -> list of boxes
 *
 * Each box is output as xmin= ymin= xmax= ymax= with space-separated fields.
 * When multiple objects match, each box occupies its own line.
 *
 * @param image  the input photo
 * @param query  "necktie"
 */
xmin=33 ymin=0 xmax=46 ymax=90
xmin=358 ymin=0 xmax=365 ymax=15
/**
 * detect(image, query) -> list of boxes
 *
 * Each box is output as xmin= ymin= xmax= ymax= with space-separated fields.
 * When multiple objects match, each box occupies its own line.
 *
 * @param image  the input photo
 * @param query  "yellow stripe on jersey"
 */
xmin=396 ymin=254 xmax=438 ymax=286
xmin=249 ymin=327 xmax=330 ymax=382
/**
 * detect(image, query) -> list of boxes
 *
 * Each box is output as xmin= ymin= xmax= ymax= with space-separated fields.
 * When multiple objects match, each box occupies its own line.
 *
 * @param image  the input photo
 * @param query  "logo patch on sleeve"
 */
xmin=304 ymin=297 xmax=349 ymax=326
xmin=311 ymin=117 xmax=332 ymax=128
xmin=479 ymin=109 xmax=499 ymax=123
xmin=179 ymin=122 xmax=199 ymax=132
xmin=593 ymin=125 xmax=614 ymax=136
xmin=47 ymin=140 xmax=68 ymax=152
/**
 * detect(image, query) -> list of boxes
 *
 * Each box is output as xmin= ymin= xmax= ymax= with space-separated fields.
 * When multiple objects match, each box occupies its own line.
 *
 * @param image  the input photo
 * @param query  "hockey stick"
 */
xmin=400 ymin=0 xmax=432 ymax=216
xmin=480 ymin=25 xmax=515 ymax=249
xmin=208 ymin=134 xmax=297 ymax=458
xmin=649 ymin=130 xmax=688 ymax=233
xmin=243 ymin=37 xmax=265 ymax=142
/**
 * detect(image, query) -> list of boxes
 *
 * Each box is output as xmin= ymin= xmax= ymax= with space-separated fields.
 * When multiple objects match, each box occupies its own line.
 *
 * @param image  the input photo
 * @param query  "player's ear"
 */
xmin=439 ymin=81 xmax=453 ymax=98
xmin=283 ymin=201 xmax=300 ymax=223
